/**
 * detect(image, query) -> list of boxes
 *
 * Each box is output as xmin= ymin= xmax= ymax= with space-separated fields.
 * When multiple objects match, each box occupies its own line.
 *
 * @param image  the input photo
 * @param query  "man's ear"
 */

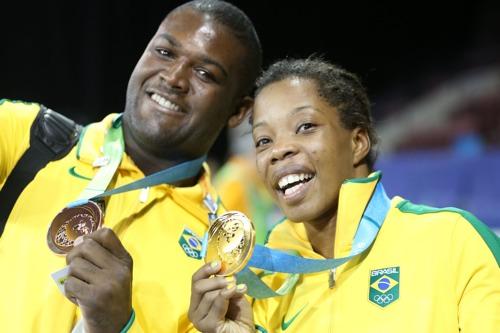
xmin=351 ymin=127 xmax=371 ymax=166
xmin=228 ymin=96 xmax=253 ymax=128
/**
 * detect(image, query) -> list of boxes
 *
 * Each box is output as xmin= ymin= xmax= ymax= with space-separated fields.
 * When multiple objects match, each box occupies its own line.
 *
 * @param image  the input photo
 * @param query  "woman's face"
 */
xmin=252 ymin=78 xmax=365 ymax=223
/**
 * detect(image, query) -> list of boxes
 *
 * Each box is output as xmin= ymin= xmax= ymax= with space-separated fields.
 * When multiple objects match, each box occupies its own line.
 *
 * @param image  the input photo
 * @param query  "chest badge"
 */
xmin=179 ymin=227 xmax=204 ymax=260
xmin=369 ymin=266 xmax=400 ymax=307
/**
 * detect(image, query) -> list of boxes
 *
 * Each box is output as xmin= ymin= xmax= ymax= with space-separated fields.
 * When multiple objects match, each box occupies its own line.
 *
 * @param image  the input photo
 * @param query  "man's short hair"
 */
xmin=179 ymin=0 xmax=262 ymax=95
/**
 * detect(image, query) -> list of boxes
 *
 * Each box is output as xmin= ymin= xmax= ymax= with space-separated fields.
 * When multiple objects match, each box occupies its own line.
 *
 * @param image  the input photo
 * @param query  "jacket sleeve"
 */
xmin=125 ymin=310 xmax=199 ymax=333
xmin=452 ymin=213 xmax=500 ymax=332
xmin=0 ymin=99 xmax=39 ymax=184
xmin=125 ymin=320 xmax=144 ymax=333
xmin=183 ymin=325 xmax=200 ymax=333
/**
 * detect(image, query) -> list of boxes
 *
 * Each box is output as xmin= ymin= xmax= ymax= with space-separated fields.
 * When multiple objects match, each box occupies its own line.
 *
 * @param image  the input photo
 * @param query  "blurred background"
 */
xmin=1 ymin=0 xmax=499 ymax=236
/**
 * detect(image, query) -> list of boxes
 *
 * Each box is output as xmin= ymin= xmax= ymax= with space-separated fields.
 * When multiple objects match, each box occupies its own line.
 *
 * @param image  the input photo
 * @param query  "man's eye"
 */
xmin=195 ymin=68 xmax=216 ymax=82
xmin=156 ymin=48 xmax=173 ymax=58
xmin=296 ymin=123 xmax=315 ymax=133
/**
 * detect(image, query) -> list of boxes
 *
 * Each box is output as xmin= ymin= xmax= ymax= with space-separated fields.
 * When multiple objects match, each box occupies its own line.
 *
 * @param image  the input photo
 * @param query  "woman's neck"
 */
xmin=303 ymin=213 xmax=337 ymax=259
xmin=304 ymin=167 xmax=372 ymax=258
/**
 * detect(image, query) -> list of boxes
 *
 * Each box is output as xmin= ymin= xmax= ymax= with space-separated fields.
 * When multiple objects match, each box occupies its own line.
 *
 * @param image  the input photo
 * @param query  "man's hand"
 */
xmin=189 ymin=261 xmax=254 ymax=333
xmin=64 ymin=228 xmax=133 ymax=333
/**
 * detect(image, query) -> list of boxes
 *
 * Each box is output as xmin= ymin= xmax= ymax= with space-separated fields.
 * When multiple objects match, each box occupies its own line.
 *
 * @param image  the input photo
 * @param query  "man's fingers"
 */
xmin=66 ymin=237 xmax=110 ymax=268
xmin=66 ymin=228 xmax=132 ymax=272
xmin=67 ymin=256 xmax=101 ymax=284
xmin=88 ymin=228 xmax=132 ymax=265
xmin=64 ymin=275 xmax=91 ymax=305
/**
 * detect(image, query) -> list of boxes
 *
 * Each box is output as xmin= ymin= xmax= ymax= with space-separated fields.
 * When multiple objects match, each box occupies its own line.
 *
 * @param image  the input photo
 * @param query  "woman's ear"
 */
xmin=351 ymin=127 xmax=371 ymax=166
xmin=228 ymin=96 xmax=253 ymax=128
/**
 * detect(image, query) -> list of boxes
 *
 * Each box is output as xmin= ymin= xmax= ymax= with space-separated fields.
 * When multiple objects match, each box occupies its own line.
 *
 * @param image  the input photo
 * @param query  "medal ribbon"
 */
xmin=68 ymin=115 xmax=206 ymax=208
xmin=69 ymin=156 xmax=206 ymax=207
xmin=236 ymin=177 xmax=391 ymax=298
xmin=75 ymin=116 xmax=125 ymax=201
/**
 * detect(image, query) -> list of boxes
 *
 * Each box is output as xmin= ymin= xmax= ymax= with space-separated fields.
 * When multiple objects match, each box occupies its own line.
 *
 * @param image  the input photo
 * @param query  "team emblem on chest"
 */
xmin=369 ymin=266 xmax=400 ymax=307
xmin=178 ymin=228 xmax=203 ymax=260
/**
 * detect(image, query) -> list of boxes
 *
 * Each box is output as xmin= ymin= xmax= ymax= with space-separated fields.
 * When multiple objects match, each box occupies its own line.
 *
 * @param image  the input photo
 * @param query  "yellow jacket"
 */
xmin=253 ymin=174 xmax=500 ymax=333
xmin=0 ymin=99 xmax=219 ymax=332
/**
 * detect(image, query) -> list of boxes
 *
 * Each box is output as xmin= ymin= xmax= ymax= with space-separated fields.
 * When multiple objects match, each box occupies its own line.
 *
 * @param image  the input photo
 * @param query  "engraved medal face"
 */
xmin=205 ymin=211 xmax=255 ymax=276
xmin=47 ymin=201 xmax=103 ymax=255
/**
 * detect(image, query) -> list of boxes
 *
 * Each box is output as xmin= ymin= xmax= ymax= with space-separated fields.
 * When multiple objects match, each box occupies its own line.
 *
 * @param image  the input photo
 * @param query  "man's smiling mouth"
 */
xmin=148 ymin=92 xmax=184 ymax=113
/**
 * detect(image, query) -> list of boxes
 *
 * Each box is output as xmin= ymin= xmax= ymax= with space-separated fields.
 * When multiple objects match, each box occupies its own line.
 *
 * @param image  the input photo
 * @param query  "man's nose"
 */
xmin=160 ymin=60 xmax=189 ymax=93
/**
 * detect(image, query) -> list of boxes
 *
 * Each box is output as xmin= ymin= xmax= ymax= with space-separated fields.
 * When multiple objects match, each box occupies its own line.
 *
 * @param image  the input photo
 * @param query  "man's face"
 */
xmin=124 ymin=8 xmax=248 ymax=159
xmin=252 ymin=78 xmax=361 ymax=223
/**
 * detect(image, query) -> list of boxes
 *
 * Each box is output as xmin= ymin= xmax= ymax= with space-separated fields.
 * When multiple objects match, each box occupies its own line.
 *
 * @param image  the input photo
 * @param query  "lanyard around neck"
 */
xmin=75 ymin=115 xmax=124 ymax=201
xmin=236 ymin=177 xmax=391 ymax=299
xmin=69 ymin=115 xmax=206 ymax=207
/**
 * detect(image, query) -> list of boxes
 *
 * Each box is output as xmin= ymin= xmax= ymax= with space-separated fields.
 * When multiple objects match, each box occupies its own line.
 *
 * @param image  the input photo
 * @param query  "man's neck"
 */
xmin=123 ymin=131 xmax=200 ymax=187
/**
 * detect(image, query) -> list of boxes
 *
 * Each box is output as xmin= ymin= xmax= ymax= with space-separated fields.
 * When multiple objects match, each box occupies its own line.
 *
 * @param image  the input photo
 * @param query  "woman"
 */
xmin=188 ymin=58 xmax=499 ymax=333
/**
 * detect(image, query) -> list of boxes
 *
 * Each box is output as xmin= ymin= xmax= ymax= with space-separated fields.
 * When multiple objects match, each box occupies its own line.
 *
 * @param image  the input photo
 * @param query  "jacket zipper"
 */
xmin=328 ymin=268 xmax=336 ymax=289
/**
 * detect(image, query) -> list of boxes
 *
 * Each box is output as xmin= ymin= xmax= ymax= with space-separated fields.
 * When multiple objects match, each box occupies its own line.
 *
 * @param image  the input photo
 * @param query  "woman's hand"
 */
xmin=189 ymin=261 xmax=254 ymax=333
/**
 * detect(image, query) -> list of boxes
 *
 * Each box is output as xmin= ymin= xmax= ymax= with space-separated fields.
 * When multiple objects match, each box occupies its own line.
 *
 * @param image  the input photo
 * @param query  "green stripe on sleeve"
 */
xmin=397 ymin=200 xmax=500 ymax=266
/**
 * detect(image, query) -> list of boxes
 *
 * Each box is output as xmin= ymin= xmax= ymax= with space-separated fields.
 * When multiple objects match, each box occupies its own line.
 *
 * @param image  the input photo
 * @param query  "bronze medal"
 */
xmin=47 ymin=201 xmax=103 ymax=254
xmin=205 ymin=211 xmax=255 ymax=276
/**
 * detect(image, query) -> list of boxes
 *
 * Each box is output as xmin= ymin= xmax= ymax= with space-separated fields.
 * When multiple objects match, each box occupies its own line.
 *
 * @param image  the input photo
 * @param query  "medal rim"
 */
xmin=47 ymin=201 xmax=103 ymax=255
xmin=205 ymin=211 xmax=255 ymax=276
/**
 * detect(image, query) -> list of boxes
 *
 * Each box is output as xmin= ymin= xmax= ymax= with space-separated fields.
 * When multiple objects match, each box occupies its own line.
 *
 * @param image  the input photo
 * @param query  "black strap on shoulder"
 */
xmin=0 ymin=106 xmax=82 ymax=236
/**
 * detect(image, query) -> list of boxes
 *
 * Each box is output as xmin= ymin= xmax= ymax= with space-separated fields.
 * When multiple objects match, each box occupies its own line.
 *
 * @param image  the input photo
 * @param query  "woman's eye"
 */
xmin=297 ymin=123 xmax=315 ymax=133
xmin=255 ymin=138 xmax=270 ymax=148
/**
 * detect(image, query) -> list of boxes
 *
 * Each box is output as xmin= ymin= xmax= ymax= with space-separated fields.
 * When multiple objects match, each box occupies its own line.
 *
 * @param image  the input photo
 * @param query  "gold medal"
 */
xmin=47 ymin=201 xmax=103 ymax=254
xmin=205 ymin=211 xmax=255 ymax=276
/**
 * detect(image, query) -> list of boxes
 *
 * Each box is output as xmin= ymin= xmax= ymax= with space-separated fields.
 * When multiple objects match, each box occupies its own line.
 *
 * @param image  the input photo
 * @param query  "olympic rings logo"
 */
xmin=182 ymin=243 xmax=199 ymax=258
xmin=373 ymin=294 xmax=394 ymax=304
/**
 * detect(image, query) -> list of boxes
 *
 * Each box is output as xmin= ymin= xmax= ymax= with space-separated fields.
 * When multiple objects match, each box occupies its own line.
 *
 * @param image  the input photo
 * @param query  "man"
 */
xmin=0 ymin=1 xmax=261 ymax=332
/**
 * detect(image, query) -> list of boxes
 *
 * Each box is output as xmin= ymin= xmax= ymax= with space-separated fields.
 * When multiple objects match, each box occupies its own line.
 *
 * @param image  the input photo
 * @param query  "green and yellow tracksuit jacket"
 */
xmin=253 ymin=175 xmax=500 ymax=333
xmin=0 ymin=99 xmax=220 ymax=332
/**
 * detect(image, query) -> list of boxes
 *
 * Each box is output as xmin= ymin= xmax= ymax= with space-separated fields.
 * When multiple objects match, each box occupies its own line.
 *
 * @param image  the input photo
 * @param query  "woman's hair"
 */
xmin=254 ymin=57 xmax=378 ymax=169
